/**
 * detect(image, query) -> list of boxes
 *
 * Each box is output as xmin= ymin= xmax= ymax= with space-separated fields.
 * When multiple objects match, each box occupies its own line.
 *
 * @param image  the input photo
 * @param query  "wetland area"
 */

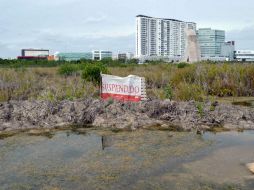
xmin=1 ymin=129 xmax=254 ymax=190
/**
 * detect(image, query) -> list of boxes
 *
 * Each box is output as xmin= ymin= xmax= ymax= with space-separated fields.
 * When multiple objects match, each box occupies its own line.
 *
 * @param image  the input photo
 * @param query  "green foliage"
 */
xmin=81 ymin=63 xmax=108 ymax=84
xmin=0 ymin=57 xmax=139 ymax=69
xmin=174 ymin=82 xmax=205 ymax=101
xmin=0 ymin=59 xmax=64 ymax=68
xmin=177 ymin=62 xmax=190 ymax=69
xmin=3 ymin=60 xmax=254 ymax=102
xmin=164 ymin=84 xmax=173 ymax=100
xmin=144 ymin=59 xmax=168 ymax=65
xmin=196 ymin=102 xmax=204 ymax=117
xmin=210 ymin=105 xmax=216 ymax=112
xmin=58 ymin=64 xmax=78 ymax=76
xmin=105 ymin=98 xmax=114 ymax=107
xmin=101 ymin=58 xmax=113 ymax=65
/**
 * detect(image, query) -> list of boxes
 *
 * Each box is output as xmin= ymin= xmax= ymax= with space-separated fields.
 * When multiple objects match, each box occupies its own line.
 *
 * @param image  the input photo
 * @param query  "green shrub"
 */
xmin=196 ymin=102 xmax=204 ymax=117
xmin=210 ymin=105 xmax=216 ymax=111
xmin=174 ymin=82 xmax=204 ymax=101
xmin=177 ymin=62 xmax=190 ymax=69
xmin=164 ymin=84 xmax=173 ymax=100
xmin=58 ymin=64 xmax=78 ymax=76
xmin=81 ymin=64 xmax=108 ymax=84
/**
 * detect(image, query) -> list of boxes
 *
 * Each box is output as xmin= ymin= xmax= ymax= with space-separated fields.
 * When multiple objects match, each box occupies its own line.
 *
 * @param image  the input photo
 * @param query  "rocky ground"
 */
xmin=0 ymin=98 xmax=254 ymax=132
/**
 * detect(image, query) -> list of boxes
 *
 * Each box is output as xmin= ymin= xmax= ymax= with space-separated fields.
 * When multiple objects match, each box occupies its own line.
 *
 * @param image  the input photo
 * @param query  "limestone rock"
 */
xmin=0 ymin=98 xmax=254 ymax=132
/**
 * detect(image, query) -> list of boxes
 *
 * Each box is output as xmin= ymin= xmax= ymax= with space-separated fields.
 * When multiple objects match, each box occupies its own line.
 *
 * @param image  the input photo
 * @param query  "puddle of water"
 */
xmin=0 ymin=129 xmax=254 ymax=190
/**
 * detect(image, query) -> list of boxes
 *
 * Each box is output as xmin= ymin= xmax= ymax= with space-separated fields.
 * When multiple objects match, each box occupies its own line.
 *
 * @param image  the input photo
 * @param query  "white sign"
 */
xmin=101 ymin=74 xmax=143 ymax=102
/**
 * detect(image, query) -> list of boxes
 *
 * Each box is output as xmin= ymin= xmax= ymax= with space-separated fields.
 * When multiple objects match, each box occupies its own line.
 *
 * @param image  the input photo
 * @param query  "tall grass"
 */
xmin=1 ymin=62 xmax=254 ymax=102
xmin=109 ymin=63 xmax=254 ymax=100
xmin=0 ymin=67 xmax=98 ymax=102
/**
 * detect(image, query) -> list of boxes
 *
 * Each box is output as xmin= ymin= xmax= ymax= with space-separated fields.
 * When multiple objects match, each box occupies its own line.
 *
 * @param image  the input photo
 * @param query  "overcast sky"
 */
xmin=0 ymin=0 xmax=254 ymax=58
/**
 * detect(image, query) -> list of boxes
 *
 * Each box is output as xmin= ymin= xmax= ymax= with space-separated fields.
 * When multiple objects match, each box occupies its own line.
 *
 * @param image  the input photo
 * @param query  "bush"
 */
xmin=174 ymin=82 xmax=204 ymax=101
xmin=177 ymin=62 xmax=190 ymax=69
xmin=196 ymin=102 xmax=204 ymax=117
xmin=164 ymin=84 xmax=173 ymax=100
xmin=81 ymin=63 xmax=108 ymax=84
xmin=58 ymin=64 xmax=78 ymax=76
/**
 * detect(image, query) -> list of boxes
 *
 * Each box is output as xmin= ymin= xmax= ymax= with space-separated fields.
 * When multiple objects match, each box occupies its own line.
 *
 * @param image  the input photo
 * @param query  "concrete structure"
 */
xmin=21 ymin=49 xmax=49 ymax=57
xmin=185 ymin=29 xmax=201 ymax=63
xmin=136 ymin=15 xmax=196 ymax=61
xmin=200 ymin=56 xmax=229 ymax=62
xmin=221 ymin=41 xmax=235 ymax=61
xmin=235 ymin=50 xmax=254 ymax=62
xmin=54 ymin=52 xmax=92 ymax=61
xmin=47 ymin=55 xmax=55 ymax=61
xmin=117 ymin=52 xmax=135 ymax=60
xmin=118 ymin=53 xmax=127 ymax=60
xmin=17 ymin=56 xmax=48 ymax=60
xmin=197 ymin=28 xmax=225 ymax=58
xmin=138 ymin=55 xmax=182 ymax=63
xmin=126 ymin=52 xmax=134 ymax=59
xmin=92 ymin=50 xmax=112 ymax=60
xmin=18 ymin=49 xmax=49 ymax=60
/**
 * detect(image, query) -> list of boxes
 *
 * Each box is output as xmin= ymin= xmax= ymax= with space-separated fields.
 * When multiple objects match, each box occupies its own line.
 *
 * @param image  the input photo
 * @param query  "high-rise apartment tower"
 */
xmin=136 ymin=15 xmax=197 ymax=59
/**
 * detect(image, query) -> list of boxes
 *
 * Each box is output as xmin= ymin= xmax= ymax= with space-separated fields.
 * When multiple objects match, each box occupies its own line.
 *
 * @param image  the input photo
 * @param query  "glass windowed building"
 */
xmin=197 ymin=28 xmax=225 ymax=58
xmin=92 ymin=50 xmax=112 ymax=60
xmin=54 ymin=52 xmax=93 ymax=61
xmin=221 ymin=41 xmax=235 ymax=61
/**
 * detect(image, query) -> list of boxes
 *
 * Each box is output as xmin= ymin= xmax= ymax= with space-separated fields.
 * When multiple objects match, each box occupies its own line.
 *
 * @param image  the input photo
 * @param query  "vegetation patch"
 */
xmin=1 ymin=61 xmax=254 ymax=102
xmin=0 ymin=131 xmax=19 ymax=139
xmin=206 ymin=126 xmax=230 ymax=133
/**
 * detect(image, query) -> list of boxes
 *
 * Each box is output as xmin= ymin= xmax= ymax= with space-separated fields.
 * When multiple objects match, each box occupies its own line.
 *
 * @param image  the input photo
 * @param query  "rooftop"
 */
xmin=136 ymin=15 xmax=194 ymax=23
xmin=22 ymin=49 xmax=49 ymax=51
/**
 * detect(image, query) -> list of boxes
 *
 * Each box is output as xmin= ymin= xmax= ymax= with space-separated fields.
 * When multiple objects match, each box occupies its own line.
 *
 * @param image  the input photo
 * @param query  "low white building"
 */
xmin=92 ymin=50 xmax=112 ymax=61
xmin=126 ymin=52 xmax=134 ymax=60
xmin=235 ymin=50 xmax=254 ymax=62
xmin=200 ymin=56 xmax=229 ymax=62
xmin=117 ymin=52 xmax=135 ymax=60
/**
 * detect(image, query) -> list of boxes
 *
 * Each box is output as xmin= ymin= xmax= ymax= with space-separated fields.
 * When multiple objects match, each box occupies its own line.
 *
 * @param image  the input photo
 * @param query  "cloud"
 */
xmin=0 ymin=43 xmax=19 ymax=59
xmin=0 ymin=30 xmax=135 ymax=58
xmin=227 ymin=26 xmax=254 ymax=50
xmin=82 ymin=15 xmax=107 ymax=24
xmin=1 ymin=0 xmax=254 ymax=58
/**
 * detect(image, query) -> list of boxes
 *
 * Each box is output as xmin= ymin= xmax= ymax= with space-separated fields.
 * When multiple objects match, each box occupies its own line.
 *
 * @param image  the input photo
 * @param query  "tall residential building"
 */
xmin=197 ymin=28 xmax=225 ymax=58
xmin=136 ymin=15 xmax=197 ymax=59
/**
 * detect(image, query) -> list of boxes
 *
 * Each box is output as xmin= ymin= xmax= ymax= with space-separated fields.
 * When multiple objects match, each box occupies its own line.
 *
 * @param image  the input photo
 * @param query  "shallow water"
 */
xmin=0 ymin=129 xmax=254 ymax=190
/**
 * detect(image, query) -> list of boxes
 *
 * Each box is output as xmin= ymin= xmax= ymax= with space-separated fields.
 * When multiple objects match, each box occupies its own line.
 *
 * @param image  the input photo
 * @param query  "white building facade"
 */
xmin=21 ymin=49 xmax=49 ymax=57
xmin=235 ymin=50 xmax=254 ymax=62
xmin=136 ymin=15 xmax=197 ymax=60
xmin=92 ymin=50 xmax=113 ymax=61
xmin=221 ymin=41 xmax=235 ymax=61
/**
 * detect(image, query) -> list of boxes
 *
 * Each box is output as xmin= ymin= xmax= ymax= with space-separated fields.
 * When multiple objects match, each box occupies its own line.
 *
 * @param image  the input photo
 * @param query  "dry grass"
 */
xmin=0 ymin=67 xmax=98 ymax=102
xmin=1 ymin=62 xmax=254 ymax=102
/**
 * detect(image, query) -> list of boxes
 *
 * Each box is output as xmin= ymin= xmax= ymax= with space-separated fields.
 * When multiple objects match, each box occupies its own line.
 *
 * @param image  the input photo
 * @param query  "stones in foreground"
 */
xmin=246 ymin=163 xmax=254 ymax=174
